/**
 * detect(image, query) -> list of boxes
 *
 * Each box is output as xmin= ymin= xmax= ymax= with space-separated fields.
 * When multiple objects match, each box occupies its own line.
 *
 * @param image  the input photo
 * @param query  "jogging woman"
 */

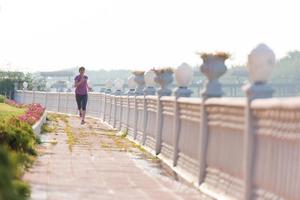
xmin=74 ymin=66 xmax=91 ymax=124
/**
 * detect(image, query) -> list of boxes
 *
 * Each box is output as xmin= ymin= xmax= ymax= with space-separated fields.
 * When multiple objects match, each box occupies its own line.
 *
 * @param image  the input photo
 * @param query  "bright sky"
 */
xmin=0 ymin=0 xmax=299 ymax=72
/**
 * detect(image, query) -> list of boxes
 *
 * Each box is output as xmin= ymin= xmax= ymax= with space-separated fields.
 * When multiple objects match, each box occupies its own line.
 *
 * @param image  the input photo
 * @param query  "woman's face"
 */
xmin=79 ymin=69 xmax=85 ymax=75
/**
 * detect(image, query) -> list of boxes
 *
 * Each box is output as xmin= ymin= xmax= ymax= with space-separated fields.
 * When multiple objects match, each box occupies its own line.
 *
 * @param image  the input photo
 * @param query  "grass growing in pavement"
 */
xmin=65 ymin=124 xmax=75 ymax=152
xmin=41 ymin=123 xmax=56 ymax=134
xmin=47 ymin=113 xmax=74 ymax=151
xmin=0 ymin=103 xmax=25 ymax=121
xmin=47 ymin=113 xmax=68 ymax=124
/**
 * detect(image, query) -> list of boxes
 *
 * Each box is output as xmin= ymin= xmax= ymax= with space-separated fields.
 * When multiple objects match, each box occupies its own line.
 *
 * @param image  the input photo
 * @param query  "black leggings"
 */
xmin=76 ymin=94 xmax=88 ymax=111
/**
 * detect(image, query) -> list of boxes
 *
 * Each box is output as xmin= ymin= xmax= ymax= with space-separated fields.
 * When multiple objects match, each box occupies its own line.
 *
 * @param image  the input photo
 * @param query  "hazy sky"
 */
xmin=0 ymin=0 xmax=299 ymax=72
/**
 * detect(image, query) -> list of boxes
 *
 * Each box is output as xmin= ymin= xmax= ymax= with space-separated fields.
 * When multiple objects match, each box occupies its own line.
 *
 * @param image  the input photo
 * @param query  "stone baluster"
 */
xmin=198 ymin=52 xmax=229 ymax=185
xmin=154 ymin=68 xmax=174 ymax=154
xmin=242 ymin=43 xmax=275 ymax=200
xmin=113 ymin=79 xmax=124 ymax=128
xmin=132 ymin=72 xmax=145 ymax=139
xmin=173 ymin=63 xmax=194 ymax=166
xmin=142 ymin=70 xmax=156 ymax=144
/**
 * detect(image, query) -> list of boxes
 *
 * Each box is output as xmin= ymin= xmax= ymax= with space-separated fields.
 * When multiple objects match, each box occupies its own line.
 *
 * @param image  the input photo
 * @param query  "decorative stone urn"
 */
xmin=133 ymin=71 xmax=145 ymax=95
xmin=200 ymin=52 xmax=228 ymax=97
xmin=154 ymin=68 xmax=174 ymax=96
xmin=143 ymin=70 xmax=156 ymax=95
xmin=114 ymin=79 xmax=124 ymax=95
xmin=243 ymin=43 xmax=275 ymax=99
xmin=127 ymin=75 xmax=136 ymax=96
xmin=174 ymin=63 xmax=193 ymax=97
xmin=105 ymin=80 xmax=113 ymax=94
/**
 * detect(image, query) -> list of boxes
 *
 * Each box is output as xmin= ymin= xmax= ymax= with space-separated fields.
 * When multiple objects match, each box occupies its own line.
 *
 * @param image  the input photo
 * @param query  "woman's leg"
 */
xmin=81 ymin=95 xmax=88 ymax=123
xmin=75 ymin=94 xmax=82 ymax=117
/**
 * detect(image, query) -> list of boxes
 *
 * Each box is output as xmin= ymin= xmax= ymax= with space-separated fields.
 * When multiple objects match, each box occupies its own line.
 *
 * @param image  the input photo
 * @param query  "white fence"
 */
xmin=15 ymin=90 xmax=300 ymax=200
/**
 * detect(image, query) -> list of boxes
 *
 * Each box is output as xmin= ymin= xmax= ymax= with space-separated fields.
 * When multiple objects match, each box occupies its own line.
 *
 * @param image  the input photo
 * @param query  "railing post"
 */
xmin=126 ymin=95 xmax=130 ymax=130
xmin=113 ymin=79 xmax=124 ymax=129
xmin=133 ymin=95 xmax=138 ymax=139
xmin=103 ymin=93 xmax=107 ymax=121
xmin=104 ymin=80 xmax=113 ymax=122
xmin=108 ymin=95 xmax=112 ymax=124
xmin=45 ymin=92 xmax=48 ymax=108
xmin=113 ymin=95 xmax=117 ymax=128
xmin=23 ymin=91 xmax=25 ymax=104
xmin=142 ymin=70 xmax=156 ymax=145
xmin=198 ymin=97 xmax=208 ymax=183
xmin=118 ymin=96 xmax=123 ymax=130
xmin=172 ymin=97 xmax=179 ymax=166
xmin=98 ymin=93 xmax=102 ymax=118
xmin=57 ymin=92 xmax=61 ymax=112
xmin=242 ymin=44 xmax=275 ymax=200
xmin=142 ymin=95 xmax=148 ymax=145
xmin=66 ymin=93 xmax=69 ymax=114
xmin=173 ymin=63 xmax=193 ymax=166
xmin=22 ymin=90 xmax=25 ymax=104
xmin=154 ymin=68 xmax=174 ymax=155
xmin=155 ymin=96 xmax=163 ymax=154
xmin=32 ymin=90 xmax=35 ymax=103
xmin=198 ymin=52 xmax=228 ymax=185
xmin=133 ymin=71 xmax=145 ymax=140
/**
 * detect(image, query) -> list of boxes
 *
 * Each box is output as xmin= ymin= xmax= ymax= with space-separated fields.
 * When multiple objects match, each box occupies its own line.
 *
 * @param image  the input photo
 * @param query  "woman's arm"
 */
xmin=74 ymin=77 xmax=85 ymax=87
xmin=86 ymin=82 xmax=92 ymax=92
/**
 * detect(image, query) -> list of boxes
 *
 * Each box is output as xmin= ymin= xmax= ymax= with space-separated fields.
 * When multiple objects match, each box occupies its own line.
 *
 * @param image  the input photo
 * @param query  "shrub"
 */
xmin=0 ymin=100 xmax=43 ymax=200
xmin=0 ymin=146 xmax=30 ymax=200
xmin=0 ymin=118 xmax=37 ymax=156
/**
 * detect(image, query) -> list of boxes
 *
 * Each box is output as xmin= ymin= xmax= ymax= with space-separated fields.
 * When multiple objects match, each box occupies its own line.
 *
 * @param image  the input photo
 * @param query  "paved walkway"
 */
xmin=24 ymin=114 xmax=212 ymax=200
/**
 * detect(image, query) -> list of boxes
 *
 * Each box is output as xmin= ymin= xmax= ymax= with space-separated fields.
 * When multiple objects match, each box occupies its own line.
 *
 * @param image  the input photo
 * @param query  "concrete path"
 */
xmin=24 ymin=114 xmax=213 ymax=200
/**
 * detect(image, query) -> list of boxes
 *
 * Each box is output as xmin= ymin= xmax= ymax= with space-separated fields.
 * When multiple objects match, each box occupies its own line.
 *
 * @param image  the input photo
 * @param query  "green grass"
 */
xmin=0 ymin=103 xmax=25 ymax=121
xmin=41 ymin=123 xmax=56 ymax=134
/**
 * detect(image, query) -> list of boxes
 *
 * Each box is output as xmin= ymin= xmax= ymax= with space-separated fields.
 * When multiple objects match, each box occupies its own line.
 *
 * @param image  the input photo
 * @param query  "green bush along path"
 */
xmin=0 ymin=100 xmax=38 ymax=200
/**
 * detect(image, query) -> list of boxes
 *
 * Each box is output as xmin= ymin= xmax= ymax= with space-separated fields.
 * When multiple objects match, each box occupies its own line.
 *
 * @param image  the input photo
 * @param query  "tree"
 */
xmin=271 ymin=50 xmax=300 ymax=82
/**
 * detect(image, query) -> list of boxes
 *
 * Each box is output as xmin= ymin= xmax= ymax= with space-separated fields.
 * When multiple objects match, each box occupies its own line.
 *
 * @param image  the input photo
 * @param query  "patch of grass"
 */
xmin=50 ymin=139 xmax=58 ymax=145
xmin=0 ymin=103 xmax=25 ymax=121
xmin=119 ymin=128 xmax=128 ymax=138
xmin=41 ymin=123 xmax=56 ymax=134
xmin=47 ymin=113 xmax=68 ymax=124
xmin=46 ymin=114 xmax=59 ymax=123
xmin=47 ymin=113 xmax=73 ymax=150
xmin=132 ymin=143 xmax=147 ymax=153
xmin=0 ymin=95 xmax=5 ymax=103
xmin=65 ymin=124 xmax=74 ymax=152
xmin=100 ymin=143 xmax=111 ymax=148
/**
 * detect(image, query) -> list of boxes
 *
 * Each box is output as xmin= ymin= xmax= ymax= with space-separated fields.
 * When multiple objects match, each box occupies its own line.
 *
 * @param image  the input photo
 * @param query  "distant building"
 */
xmin=40 ymin=70 xmax=75 ymax=92
xmin=40 ymin=70 xmax=75 ymax=81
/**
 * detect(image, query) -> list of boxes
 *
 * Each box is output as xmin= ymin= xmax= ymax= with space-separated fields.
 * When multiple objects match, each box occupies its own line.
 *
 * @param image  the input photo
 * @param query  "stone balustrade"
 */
xmin=14 ymin=90 xmax=300 ymax=200
xmin=14 ymin=44 xmax=300 ymax=200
